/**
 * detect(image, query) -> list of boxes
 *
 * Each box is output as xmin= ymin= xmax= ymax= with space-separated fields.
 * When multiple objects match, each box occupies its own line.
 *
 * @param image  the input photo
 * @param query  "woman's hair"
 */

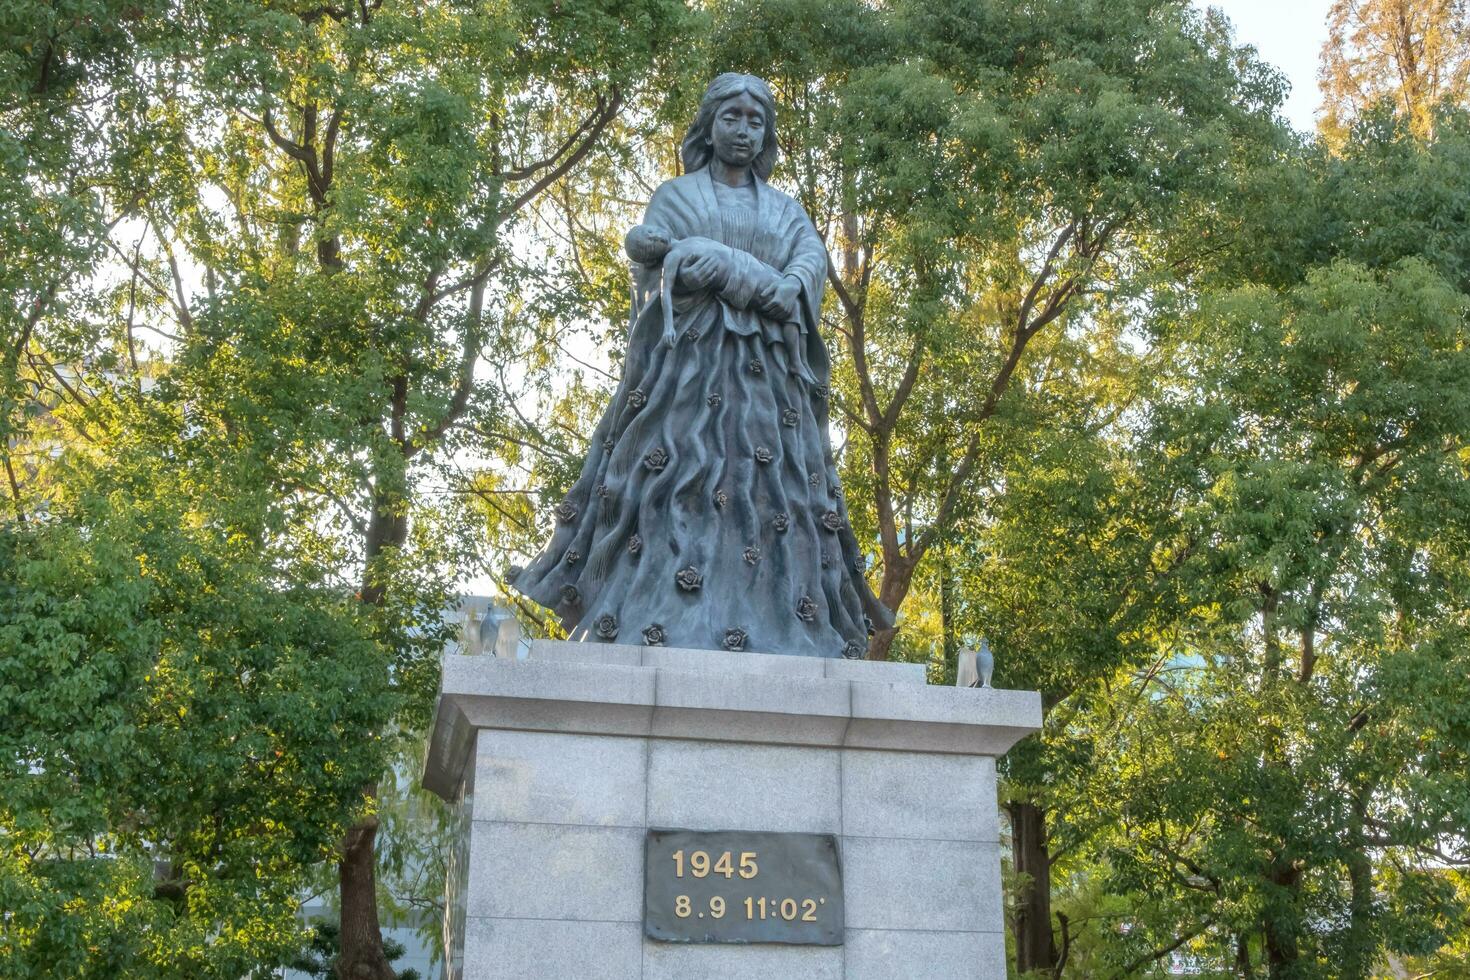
xmin=680 ymin=73 xmax=779 ymax=180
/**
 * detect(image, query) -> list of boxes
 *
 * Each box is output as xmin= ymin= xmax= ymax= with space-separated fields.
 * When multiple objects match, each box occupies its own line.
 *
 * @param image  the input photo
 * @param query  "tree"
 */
xmin=3 ymin=0 xmax=688 ymax=975
xmin=1086 ymin=257 xmax=1470 ymax=978
xmin=702 ymin=2 xmax=1283 ymax=972
xmin=1 ymin=0 xmax=170 ymax=509
xmin=1320 ymin=0 xmax=1470 ymax=141
xmin=970 ymin=110 xmax=1470 ymax=977
xmin=0 ymin=428 xmax=398 ymax=978
xmin=285 ymin=921 xmax=421 ymax=980
xmin=696 ymin=0 xmax=1284 ymax=670
xmin=5 ymin=9 xmax=402 ymax=973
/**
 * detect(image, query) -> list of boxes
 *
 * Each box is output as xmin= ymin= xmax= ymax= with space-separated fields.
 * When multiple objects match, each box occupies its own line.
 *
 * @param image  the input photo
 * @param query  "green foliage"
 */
xmin=689 ymin=0 xmax=1289 ymax=666
xmin=7 ymin=1 xmax=1470 ymax=976
xmin=4 ymin=0 xmax=687 ymax=974
xmin=977 ymin=111 xmax=1470 ymax=976
xmin=0 ymin=444 xmax=397 ymax=977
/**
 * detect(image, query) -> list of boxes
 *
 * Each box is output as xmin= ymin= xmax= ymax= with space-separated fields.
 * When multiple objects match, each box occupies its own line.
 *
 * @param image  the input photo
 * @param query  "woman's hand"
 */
xmin=674 ymin=239 xmax=731 ymax=293
xmin=758 ymin=274 xmax=802 ymax=322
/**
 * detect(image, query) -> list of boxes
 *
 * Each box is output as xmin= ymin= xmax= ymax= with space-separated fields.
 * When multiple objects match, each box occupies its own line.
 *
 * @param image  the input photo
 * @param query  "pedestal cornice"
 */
xmin=424 ymin=640 xmax=1041 ymax=800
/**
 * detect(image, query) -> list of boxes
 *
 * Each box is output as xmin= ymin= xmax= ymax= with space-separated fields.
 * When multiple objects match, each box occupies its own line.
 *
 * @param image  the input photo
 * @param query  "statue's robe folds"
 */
xmin=513 ymin=167 xmax=894 ymax=658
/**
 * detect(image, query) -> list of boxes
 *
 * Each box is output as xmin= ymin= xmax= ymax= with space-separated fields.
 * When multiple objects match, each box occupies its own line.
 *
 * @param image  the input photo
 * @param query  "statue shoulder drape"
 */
xmin=626 ymin=171 xmax=834 ymax=385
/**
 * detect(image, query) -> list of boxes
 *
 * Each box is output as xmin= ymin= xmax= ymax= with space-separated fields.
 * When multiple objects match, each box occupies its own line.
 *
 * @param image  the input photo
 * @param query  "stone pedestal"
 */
xmin=423 ymin=641 xmax=1041 ymax=980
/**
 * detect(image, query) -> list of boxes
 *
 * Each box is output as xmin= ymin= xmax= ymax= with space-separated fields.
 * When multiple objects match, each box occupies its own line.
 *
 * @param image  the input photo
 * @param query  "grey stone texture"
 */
xmin=471 ymin=729 xmax=647 ymax=827
xmin=643 ymin=940 xmax=844 ymax=980
xmin=841 ymin=750 xmax=998 ymax=843
xmin=646 ymin=741 xmax=841 ymax=834
xmin=428 ymin=641 xmax=1040 ymax=979
xmin=465 ymin=821 xmax=644 ymax=922
xmin=841 ymin=837 xmax=1003 ymax=933
xmin=845 ymin=929 xmax=1008 ymax=980
xmin=424 ymin=640 xmax=1040 ymax=800
xmin=461 ymin=918 xmax=642 ymax=980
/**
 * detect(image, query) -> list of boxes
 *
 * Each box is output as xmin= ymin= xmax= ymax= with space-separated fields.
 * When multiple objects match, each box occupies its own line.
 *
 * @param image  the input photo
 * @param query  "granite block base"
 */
xmin=425 ymin=640 xmax=1040 ymax=980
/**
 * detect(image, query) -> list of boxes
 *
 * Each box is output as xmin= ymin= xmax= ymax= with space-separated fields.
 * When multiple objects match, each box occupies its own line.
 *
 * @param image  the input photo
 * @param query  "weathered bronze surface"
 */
xmin=512 ymin=73 xmax=893 ymax=658
xmin=643 ymin=828 xmax=844 ymax=945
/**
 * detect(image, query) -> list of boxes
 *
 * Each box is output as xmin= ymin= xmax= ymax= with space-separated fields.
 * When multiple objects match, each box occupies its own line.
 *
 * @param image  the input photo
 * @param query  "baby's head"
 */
xmin=625 ymin=223 xmax=672 ymax=265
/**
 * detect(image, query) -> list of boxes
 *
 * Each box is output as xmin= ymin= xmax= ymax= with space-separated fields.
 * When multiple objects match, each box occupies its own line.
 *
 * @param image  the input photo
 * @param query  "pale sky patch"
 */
xmin=1199 ymin=0 xmax=1335 ymax=133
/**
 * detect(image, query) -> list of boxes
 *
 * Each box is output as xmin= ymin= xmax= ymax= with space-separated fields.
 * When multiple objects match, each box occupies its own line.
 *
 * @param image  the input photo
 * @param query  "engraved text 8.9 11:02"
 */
xmin=643 ymin=829 xmax=844 ymax=945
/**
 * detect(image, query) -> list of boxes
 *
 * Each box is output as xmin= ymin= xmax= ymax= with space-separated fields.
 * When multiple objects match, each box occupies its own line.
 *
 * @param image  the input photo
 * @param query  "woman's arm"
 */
xmin=657 ymin=197 xmax=827 ymax=325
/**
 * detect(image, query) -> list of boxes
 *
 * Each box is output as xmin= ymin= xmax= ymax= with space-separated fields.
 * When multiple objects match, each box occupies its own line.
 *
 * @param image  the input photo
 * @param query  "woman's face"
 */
xmin=709 ymin=91 xmax=766 ymax=169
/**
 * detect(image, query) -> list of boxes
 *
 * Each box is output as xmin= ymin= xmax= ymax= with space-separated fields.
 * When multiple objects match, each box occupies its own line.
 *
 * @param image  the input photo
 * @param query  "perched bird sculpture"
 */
xmin=976 ymin=637 xmax=994 ymax=688
xmin=955 ymin=638 xmax=995 ymax=689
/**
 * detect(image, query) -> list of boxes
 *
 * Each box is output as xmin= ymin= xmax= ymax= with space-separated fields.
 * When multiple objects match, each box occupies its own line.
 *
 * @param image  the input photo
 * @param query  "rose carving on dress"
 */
xmin=643 ymin=447 xmax=669 ymax=472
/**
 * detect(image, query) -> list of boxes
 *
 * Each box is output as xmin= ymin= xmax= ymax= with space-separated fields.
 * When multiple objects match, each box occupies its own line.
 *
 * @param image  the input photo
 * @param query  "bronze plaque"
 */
xmin=643 ymin=829 xmax=844 ymax=945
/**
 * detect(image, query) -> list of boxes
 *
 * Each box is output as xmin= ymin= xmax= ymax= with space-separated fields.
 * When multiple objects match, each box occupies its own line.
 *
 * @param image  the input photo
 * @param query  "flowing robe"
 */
xmin=513 ymin=167 xmax=894 ymax=658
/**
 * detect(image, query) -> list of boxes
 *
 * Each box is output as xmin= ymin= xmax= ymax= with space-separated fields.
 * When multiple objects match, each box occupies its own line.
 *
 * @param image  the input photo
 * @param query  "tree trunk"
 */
xmin=1235 ymin=932 xmax=1254 ymax=977
xmin=867 ymin=623 xmax=898 ymax=661
xmin=867 ymin=556 xmax=917 ymax=661
xmin=938 ymin=543 xmax=958 ymax=679
xmin=1264 ymin=861 xmax=1302 ymax=979
xmin=337 ymin=501 xmax=409 ymax=978
xmin=1009 ymin=800 xmax=1057 ymax=974
xmin=1340 ymin=788 xmax=1376 ymax=980
xmin=1340 ymin=845 xmax=1374 ymax=980
xmin=337 ymin=814 xmax=396 ymax=980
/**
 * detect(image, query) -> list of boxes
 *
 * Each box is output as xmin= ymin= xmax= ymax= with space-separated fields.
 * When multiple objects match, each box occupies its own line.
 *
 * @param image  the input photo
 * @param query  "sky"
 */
xmin=1200 ymin=0 xmax=1335 ymax=132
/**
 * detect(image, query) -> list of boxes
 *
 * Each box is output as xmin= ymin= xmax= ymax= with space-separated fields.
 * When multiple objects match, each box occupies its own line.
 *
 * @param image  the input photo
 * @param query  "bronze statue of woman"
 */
xmin=512 ymin=73 xmax=894 ymax=658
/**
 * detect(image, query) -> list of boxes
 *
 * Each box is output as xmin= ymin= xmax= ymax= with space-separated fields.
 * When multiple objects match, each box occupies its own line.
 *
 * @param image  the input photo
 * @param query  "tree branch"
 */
xmin=503 ymin=88 xmax=623 ymax=218
xmin=880 ymin=334 xmax=926 ymax=433
xmin=3 ymin=453 xmax=25 ymax=521
xmin=406 ymin=281 xmax=484 ymax=460
xmin=1105 ymin=919 xmax=1216 ymax=980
